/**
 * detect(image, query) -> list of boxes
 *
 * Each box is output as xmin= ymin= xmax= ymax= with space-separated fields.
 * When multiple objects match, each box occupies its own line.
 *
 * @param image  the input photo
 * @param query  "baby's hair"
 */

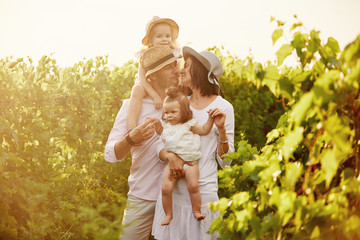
xmin=163 ymin=87 xmax=192 ymax=123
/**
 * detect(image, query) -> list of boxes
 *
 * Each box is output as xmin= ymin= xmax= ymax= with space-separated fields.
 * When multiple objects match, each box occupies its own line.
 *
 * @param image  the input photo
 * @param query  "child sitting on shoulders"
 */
xmin=128 ymin=16 xmax=180 ymax=131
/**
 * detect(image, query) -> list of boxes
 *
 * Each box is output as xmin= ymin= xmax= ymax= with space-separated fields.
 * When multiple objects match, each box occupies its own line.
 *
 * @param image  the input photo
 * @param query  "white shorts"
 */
xmin=183 ymin=160 xmax=198 ymax=170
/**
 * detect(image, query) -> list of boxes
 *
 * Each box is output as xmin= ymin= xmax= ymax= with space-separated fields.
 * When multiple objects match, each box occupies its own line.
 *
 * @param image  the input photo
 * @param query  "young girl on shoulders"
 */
xmin=150 ymin=87 xmax=226 ymax=226
xmin=128 ymin=16 xmax=180 ymax=131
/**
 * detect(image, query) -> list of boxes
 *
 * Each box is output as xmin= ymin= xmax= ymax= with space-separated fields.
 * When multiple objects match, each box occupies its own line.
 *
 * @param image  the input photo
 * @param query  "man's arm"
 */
xmin=104 ymin=100 xmax=155 ymax=163
xmin=114 ymin=118 xmax=156 ymax=160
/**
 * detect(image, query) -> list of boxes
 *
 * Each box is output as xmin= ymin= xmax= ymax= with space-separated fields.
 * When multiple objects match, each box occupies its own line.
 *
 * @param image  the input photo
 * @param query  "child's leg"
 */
xmin=128 ymin=85 xmax=146 ymax=130
xmin=185 ymin=163 xmax=205 ymax=221
xmin=161 ymin=165 xmax=177 ymax=226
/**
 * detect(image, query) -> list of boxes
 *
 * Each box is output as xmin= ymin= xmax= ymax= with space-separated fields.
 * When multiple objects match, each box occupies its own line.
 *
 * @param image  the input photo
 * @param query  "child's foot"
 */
xmin=161 ymin=215 xmax=172 ymax=226
xmin=194 ymin=212 xmax=205 ymax=221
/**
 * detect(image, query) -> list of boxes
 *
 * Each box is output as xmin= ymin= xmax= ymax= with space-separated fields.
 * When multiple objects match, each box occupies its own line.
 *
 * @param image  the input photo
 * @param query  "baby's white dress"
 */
xmin=161 ymin=119 xmax=201 ymax=163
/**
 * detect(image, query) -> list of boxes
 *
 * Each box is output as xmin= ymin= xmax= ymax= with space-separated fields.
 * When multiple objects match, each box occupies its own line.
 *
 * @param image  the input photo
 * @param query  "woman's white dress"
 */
xmin=152 ymin=96 xmax=235 ymax=240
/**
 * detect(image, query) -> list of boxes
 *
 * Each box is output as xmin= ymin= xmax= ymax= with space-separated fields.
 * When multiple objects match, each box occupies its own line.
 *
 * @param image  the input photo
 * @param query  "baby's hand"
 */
xmin=154 ymin=96 xmax=163 ymax=109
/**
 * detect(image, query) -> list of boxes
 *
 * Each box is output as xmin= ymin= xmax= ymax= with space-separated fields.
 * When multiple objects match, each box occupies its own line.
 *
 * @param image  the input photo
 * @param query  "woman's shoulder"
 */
xmin=214 ymin=96 xmax=234 ymax=110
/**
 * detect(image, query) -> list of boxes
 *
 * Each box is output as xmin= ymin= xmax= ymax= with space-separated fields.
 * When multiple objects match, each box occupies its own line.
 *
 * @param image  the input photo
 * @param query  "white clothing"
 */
xmin=120 ymin=195 xmax=157 ymax=240
xmin=161 ymin=119 xmax=201 ymax=162
xmin=152 ymin=96 xmax=235 ymax=240
xmin=104 ymin=97 xmax=166 ymax=201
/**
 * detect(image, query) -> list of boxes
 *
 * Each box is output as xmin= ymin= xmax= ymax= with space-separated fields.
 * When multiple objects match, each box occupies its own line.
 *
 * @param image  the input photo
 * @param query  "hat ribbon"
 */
xmin=209 ymin=72 xmax=219 ymax=85
xmin=145 ymin=53 xmax=175 ymax=71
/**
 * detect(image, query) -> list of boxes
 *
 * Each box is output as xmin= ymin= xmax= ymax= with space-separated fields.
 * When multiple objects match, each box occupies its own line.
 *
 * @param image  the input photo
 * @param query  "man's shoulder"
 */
xmin=120 ymin=97 xmax=154 ymax=108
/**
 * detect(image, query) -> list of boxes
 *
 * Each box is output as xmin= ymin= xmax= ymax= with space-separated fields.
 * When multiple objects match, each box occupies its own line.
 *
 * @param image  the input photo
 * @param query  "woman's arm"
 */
xmin=214 ymin=104 xmax=235 ymax=167
xmin=208 ymin=108 xmax=230 ymax=160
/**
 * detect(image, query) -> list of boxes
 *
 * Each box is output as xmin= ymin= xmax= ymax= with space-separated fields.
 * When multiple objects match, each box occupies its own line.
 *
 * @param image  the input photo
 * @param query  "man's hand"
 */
xmin=128 ymin=118 xmax=155 ymax=144
xmin=162 ymin=151 xmax=193 ymax=178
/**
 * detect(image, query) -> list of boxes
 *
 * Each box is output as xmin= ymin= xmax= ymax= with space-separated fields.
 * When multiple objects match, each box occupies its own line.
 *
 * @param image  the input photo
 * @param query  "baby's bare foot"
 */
xmin=194 ymin=212 xmax=205 ymax=221
xmin=161 ymin=215 xmax=172 ymax=226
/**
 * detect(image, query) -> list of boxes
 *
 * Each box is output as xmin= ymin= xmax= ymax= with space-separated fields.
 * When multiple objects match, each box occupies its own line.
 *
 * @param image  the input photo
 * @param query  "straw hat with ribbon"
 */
xmin=142 ymin=45 xmax=181 ymax=79
xmin=182 ymin=46 xmax=224 ymax=85
xmin=142 ymin=16 xmax=179 ymax=46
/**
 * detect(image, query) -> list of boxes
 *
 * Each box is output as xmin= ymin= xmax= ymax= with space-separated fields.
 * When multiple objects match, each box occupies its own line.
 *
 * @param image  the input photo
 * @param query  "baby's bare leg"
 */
xmin=161 ymin=165 xmax=177 ymax=226
xmin=185 ymin=163 xmax=205 ymax=221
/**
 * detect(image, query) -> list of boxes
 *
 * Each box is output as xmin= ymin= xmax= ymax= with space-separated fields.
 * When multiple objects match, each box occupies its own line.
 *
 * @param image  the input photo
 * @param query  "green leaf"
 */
xmin=312 ymin=70 xmax=339 ymax=106
xmin=272 ymin=29 xmax=283 ymax=45
xmin=279 ymin=77 xmax=295 ymax=99
xmin=326 ymin=37 xmax=340 ymax=55
xmin=312 ymin=62 xmax=325 ymax=75
xmin=283 ymin=162 xmax=303 ymax=191
xmin=277 ymin=20 xmax=285 ymax=27
xmin=291 ymin=32 xmax=307 ymax=50
xmin=232 ymin=192 xmax=250 ymax=208
xmin=320 ymin=148 xmax=338 ymax=188
xmin=276 ymin=44 xmax=294 ymax=65
xmin=309 ymin=30 xmax=321 ymax=53
xmin=290 ymin=22 xmax=303 ymax=31
xmin=310 ymin=226 xmax=320 ymax=239
xmin=266 ymin=129 xmax=280 ymax=144
xmin=263 ymin=64 xmax=280 ymax=97
xmin=292 ymin=71 xmax=311 ymax=84
xmin=282 ymin=126 xmax=303 ymax=160
xmin=291 ymin=92 xmax=313 ymax=125
xmin=278 ymin=191 xmax=296 ymax=222
xmin=324 ymin=114 xmax=352 ymax=153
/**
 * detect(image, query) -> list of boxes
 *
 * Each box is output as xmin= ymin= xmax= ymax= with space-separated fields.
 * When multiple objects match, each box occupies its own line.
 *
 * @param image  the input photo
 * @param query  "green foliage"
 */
xmin=211 ymin=47 xmax=285 ymax=148
xmin=0 ymin=56 xmax=137 ymax=239
xmin=211 ymin=18 xmax=360 ymax=240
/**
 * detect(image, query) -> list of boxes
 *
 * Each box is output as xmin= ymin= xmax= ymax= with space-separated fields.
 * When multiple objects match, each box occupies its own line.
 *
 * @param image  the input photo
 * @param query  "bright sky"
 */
xmin=1 ymin=0 xmax=360 ymax=67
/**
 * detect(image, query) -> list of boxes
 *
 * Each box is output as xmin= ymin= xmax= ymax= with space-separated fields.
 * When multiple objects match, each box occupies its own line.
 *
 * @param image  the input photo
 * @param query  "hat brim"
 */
xmin=182 ymin=46 xmax=211 ymax=72
xmin=145 ymin=55 xmax=181 ymax=78
xmin=142 ymin=18 xmax=179 ymax=46
xmin=183 ymin=46 xmax=223 ymax=85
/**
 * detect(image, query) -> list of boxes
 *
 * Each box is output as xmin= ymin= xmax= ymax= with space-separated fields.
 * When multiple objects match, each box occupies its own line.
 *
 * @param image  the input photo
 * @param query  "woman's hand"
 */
xmin=208 ymin=108 xmax=226 ymax=130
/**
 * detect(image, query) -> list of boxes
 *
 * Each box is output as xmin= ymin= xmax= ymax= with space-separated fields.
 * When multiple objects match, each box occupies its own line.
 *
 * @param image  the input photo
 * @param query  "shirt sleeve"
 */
xmin=104 ymin=100 xmax=129 ymax=163
xmin=215 ymin=102 xmax=235 ymax=168
xmin=187 ymin=118 xmax=197 ymax=127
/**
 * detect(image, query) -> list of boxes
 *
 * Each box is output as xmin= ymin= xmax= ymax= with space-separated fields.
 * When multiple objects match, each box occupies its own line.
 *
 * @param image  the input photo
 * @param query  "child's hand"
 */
xmin=146 ymin=117 xmax=158 ymax=124
xmin=146 ymin=117 xmax=163 ymax=135
xmin=154 ymin=96 xmax=163 ymax=109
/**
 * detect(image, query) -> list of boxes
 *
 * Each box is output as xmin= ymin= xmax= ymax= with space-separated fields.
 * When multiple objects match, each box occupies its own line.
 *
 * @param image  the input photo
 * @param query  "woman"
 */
xmin=152 ymin=46 xmax=235 ymax=240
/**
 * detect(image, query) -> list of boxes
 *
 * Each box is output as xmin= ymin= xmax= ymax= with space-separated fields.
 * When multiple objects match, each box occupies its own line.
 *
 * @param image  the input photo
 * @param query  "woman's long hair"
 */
xmin=188 ymin=56 xmax=220 ymax=96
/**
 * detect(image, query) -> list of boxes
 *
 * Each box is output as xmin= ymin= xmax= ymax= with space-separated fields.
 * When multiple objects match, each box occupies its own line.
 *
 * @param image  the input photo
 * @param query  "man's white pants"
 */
xmin=120 ymin=194 xmax=157 ymax=240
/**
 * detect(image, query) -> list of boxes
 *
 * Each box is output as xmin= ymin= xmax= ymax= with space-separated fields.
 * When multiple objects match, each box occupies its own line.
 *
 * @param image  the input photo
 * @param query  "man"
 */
xmin=104 ymin=45 xmax=181 ymax=240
